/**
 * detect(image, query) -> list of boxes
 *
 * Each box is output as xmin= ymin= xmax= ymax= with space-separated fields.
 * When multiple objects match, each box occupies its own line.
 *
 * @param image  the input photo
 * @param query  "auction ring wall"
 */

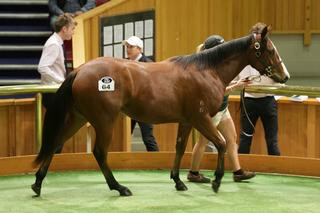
xmin=1 ymin=153 xmax=319 ymax=177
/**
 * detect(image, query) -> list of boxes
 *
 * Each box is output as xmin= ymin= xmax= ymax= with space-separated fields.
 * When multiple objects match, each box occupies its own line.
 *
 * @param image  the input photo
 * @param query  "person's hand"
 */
xmin=74 ymin=11 xmax=83 ymax=16
xmin=234 ymin=79 xmax=252 ymax=90
xmin=64 ymin=12 xmax=75 ymax=17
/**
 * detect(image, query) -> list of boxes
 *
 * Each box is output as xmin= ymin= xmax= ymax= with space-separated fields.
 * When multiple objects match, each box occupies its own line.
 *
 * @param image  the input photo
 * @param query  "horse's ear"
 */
xmin=261 ymin=25 xmax=269 ymax=39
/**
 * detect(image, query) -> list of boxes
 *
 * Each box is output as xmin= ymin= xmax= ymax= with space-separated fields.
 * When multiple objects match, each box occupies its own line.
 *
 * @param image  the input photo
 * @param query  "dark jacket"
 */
xmin=49 ymin=0 xmax=95 ymax=16
xmin=138 ymin=54 xmax=152 ymax=63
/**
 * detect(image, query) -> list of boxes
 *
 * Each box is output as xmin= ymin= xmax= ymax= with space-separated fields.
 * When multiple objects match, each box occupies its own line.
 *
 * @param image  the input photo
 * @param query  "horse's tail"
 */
xmin=33 ymin=72 xmax=77 ymax=167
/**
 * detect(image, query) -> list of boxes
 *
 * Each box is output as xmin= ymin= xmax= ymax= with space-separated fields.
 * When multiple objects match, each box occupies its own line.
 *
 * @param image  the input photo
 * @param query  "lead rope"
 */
xmin=240 ymin=75 xmax=262 ymax=138
xmin=240 ymin=88 xmax=255 ymax=137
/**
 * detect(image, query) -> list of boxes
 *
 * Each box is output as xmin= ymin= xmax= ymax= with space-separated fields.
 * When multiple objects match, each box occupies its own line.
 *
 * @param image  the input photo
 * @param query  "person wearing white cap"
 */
xmin=122 ymin=36 xmax=159 ymax=151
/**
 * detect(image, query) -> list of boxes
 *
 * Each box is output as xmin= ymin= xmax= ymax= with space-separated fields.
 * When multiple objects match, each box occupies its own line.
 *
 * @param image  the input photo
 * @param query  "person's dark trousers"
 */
xmin=42 ymin=93 xmax=63 ymax=153
xmin=238 ymin=96 xmax=280 ymax=155
xmin=131 ymin=119 xmax=159 ymax=151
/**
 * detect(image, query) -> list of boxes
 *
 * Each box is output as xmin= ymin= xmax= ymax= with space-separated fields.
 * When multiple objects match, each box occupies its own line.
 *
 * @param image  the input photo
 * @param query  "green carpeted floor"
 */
xmin=0 ymin=170 xmax=319 ymax=213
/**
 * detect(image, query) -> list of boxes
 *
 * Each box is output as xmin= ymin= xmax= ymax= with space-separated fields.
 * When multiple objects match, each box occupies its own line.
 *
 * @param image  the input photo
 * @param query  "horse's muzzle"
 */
xmin=281 ymin=76 xmax=289 ymax=83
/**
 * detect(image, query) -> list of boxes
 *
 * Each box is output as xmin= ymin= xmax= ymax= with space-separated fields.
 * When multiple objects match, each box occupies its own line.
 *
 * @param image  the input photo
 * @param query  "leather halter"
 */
xmin=253 ymin=37 xmax=283 ymax=78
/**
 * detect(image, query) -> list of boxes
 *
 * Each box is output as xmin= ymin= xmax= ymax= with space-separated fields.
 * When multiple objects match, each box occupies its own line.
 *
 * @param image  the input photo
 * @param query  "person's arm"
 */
xmin=225 ymin=79 xmax=251 ymax=95
xmin=48 ymin=0 xmax=64 ymax=16
xmin=38 ymin=44 xmax=65 ymax=83
xmin=81 ymin=0 xmax=96 ymax=12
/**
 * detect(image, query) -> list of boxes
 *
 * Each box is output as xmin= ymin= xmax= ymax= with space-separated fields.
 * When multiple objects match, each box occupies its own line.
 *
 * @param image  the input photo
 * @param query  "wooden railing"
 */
xmin=1 ymin=84 xmax=320 ymax=157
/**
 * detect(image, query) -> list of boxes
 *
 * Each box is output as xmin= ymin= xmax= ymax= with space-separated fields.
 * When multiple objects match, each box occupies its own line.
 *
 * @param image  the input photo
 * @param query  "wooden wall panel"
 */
xmin=316 ymin=107 xmax=320 ymax=157
xmin=84 ymin=19 xmax=92 ymax=62
xmin=259 ymin=0 xmax=277 ymax=30
xmin=208 ymin=0 xmax=233 ymax=40
xmin=232 ymin=0 xmax=261 ymax=38
xmin=79 ymin=0 xmax=320 ymax=63
xmin=0 ymin=97 xmax=320 ymax=158
xmin=0 ymin=99 xmax=37 ymax=157
xmin=154 ymin=124 xmax=177 ymax=151
xmin=156 ymin=0 xmax=213 ymax=60
xmin=90 ymin=16 xmax=100 ymax=60
xmin=153 ymin=124 xmax=193 ymax=152
xmin=2 ymin=153 xmax=320 ymax=177
xmin=231 ymin=0 xmax=303 ymax=36
xmin=109 ymin=114 xmax=131 ymax=151
xmin=61 ymin=126 xmax=88 ymax=154
xmin=86 ymin=115 xmax=131 ymax=152
xmin=15 ymin=104 xmax=36 ymax=156
xmin=0 ymin=106 xmax=10 ymax=157
xmin=278 ymin=103 xmax=308 ymax=157
xmin=289 ymin=0 xmax=305 ymax=30
xmin=8 ymin=105 xmax=15 ymax=156
xmin=311 ymin=0 xmax=320 ymax=31
xmin=273 ymin=0 xmax=305 ymax=31
xmin=103 ymin=0 xmax=154 ymax=15
xmin=0 ymin=99 xmax=89 ymax=157
xmin=306 ymin=105 xmax=316 ymax=158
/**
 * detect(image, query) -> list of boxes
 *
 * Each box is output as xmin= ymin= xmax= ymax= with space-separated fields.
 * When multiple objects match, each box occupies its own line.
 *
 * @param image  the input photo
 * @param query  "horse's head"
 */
xmin=248 ymin=23 xmax=290 ymax=83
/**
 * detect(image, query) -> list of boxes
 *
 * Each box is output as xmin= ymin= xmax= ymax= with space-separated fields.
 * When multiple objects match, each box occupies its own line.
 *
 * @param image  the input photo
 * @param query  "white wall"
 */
xmin=270 ymin=34 xmax=320 ymax=86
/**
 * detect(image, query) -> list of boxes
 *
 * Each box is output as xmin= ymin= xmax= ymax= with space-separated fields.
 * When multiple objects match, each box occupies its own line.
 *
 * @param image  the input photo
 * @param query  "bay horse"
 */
xmin=32 ymin=24 xmax=289 ymax=197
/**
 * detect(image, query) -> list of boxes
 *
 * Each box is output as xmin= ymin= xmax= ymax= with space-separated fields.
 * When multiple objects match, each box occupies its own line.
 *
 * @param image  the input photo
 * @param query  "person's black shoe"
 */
xmin=187 ymin=172 xmax=211 ymax=183
xmin=233 ymin=171 xmax=256 ymax=182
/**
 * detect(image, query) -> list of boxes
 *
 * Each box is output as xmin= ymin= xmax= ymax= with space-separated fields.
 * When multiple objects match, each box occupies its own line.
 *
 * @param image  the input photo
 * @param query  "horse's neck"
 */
xmin=215 ymin=52 xmax=249 ymax=85
xmin=203 ymin=35 xmax=252 ymax=85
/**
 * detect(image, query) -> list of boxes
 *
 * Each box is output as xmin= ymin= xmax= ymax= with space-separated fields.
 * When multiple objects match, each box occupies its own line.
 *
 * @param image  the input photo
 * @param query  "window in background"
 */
xmin=100 ymin=10 xmax=155 ymax=61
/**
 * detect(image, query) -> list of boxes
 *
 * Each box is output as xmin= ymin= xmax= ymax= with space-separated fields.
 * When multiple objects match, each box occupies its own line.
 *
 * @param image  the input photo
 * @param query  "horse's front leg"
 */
xmin=194 ymin=116 xmax=226 ymax=193
xmin=171 ymin=123 xmax=192 ymax=191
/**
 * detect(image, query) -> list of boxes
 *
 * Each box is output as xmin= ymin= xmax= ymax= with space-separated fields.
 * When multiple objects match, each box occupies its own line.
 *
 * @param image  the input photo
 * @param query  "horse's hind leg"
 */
xmin=93 ymin=122 xmax=132 ymax=196
xmin=32 ymin=156 xmax=53 ymax=197
xmin=193 ymin=116 xmax=226 ymax=193
xmin=171 ymin=123 xmax=192 ymax=191
xmin=32 ymin=111 xmax=86 ymax=197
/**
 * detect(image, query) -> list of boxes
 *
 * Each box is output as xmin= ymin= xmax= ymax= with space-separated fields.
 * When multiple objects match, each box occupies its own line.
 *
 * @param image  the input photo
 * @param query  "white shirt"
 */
xmin=238 ymin=65 xmax=277 ymax=98
xmin=38 ymin=33 xmax=66 ymax=84
xmin=134 ymin=53 xmax=142 ymax=61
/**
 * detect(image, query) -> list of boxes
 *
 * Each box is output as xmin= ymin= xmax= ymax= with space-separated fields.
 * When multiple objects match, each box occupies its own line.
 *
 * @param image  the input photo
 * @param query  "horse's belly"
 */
xmin=121 ymin=103 xmax=181 ymax=124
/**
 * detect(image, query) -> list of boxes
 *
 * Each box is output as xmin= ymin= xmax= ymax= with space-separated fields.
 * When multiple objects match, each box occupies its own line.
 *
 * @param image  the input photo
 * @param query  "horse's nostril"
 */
xmin=283 ymin=76 xmax=289 ymax=83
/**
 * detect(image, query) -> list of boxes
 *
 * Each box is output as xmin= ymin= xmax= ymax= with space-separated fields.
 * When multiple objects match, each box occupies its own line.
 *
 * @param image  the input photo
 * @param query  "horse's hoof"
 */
xmin=118 ymin=186 xmax=132 ymax=196
xmin=175 ymin=181 xmax=188 ymax=191
xmin=31 ymin=183 xmax=41 ymax=197
xmin=211 ymin=181 xmax=220 ymax=193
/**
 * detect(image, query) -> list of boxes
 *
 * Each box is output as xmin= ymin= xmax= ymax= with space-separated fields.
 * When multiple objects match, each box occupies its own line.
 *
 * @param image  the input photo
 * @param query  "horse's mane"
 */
xmin=170 ymin=35 xmax=253 ymax=70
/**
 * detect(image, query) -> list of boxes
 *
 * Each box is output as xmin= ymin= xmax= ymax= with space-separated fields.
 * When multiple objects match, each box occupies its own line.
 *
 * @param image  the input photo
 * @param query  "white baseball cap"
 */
xmin=122 ymin=36 xmax=143 ymax=49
